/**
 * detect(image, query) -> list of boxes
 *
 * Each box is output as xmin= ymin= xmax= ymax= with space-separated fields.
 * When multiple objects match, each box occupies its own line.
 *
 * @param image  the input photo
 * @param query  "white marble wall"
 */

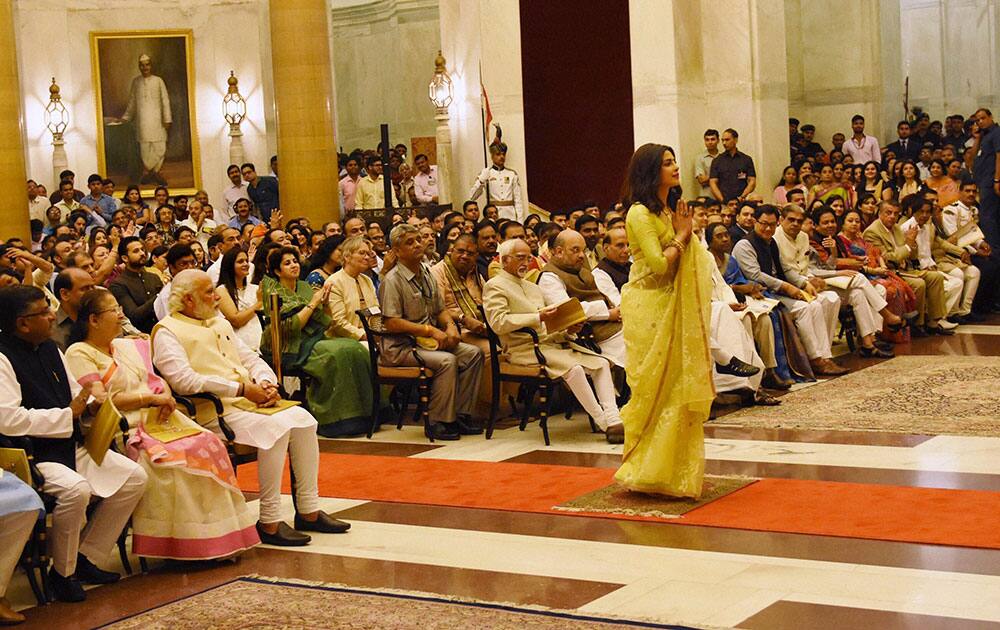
xmin=13 ymin=0 xmax=275 ymax=203
xmin=438 ymin=0 xmax=527 ymax=209
xmin=900 ymin=0 xmax=1000 ymax=118
xmin=329 ymin=0 xmax=441 ymax=155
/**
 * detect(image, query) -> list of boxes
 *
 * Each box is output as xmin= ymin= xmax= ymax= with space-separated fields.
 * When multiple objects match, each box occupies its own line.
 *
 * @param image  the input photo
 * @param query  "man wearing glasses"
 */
xmin=0 ymin=285 xmax=147 ymax=603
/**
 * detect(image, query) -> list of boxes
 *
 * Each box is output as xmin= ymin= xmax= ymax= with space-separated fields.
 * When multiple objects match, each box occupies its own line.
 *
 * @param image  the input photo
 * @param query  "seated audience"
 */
xmin=0 ymin=472 xmax=44 ymax=624
xmin=940 ymin=179 xmax=998 ymax=319
xmin=593 ymin=226 xmax=631 ymax=307
xmin=0 ymin=285 xmax=147 ymax=603
xmin=864 ymin=200 xmax=953 ymax=336
xmin=378 ymin=224 xmax=484 ymax=441
xmin=152 ymin=269 xmax=350 ymax=546
xmin=261 ymin=247 xmax=373 ymax=438
xmin=732 ymin=205 xmax=848 ymax=375
xmin=483 ymin=239 xmax=624 ymax=443
xmin=325 ymin=236 xmax=378 ymax=342
xmin=65 ymin=290 xmax=258 ymax=560
xmin=216 ymin=247 xmax=263 ymax=351
xmin=538 ymin=230 xmax=625 ymax=368
xmin=152 ymin=244 xmax=198 ymax=321
xmin=109 ymin=236 xmax=164 ymax=333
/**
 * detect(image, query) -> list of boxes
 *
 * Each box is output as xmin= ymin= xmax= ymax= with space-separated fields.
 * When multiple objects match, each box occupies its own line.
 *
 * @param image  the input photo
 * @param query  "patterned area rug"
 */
xmin=101 ymin=576 xmax=699 ymax=629
xmin=720 ymin=356 xmax=1000 ymax=436
xmin=554 ymin=477 xmax=757 ymax=519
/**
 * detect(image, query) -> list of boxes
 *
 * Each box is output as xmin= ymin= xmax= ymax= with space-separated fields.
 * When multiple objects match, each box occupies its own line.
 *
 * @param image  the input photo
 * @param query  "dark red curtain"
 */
xmin=519 ymin=0 xmax=634 ymax=213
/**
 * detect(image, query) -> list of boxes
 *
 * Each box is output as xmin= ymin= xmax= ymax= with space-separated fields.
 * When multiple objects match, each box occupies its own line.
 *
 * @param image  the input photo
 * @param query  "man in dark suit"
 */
xmin=885 ymin=120 xmax=921 ymax=162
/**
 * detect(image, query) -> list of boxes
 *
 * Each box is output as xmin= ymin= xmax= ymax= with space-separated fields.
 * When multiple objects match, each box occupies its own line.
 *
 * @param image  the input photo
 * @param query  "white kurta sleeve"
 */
xmin=0 ymin=354 xmax=74 ymax=438
xmin=158 ymin=77 xmax=172 ymax=125
xmin=591 ymin=268 xmax=621 ymax=307
xmin=537 ymin=272 xmax=610 ymax=319
xmin=151 ymin=327 xmax=241 ymax=398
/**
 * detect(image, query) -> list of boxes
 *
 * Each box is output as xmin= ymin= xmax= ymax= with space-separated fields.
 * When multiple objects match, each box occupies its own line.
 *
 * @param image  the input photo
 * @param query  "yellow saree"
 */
xmin=614 ymin=203 xmax=715 ymax=498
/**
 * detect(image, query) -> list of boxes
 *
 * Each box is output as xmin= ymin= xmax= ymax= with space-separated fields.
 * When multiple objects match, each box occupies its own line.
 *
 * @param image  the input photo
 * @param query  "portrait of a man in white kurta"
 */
xmin=120 ymin=54 xmax=172 ymax=185
xmin=92 ymin=31 xmax=200 ymax=192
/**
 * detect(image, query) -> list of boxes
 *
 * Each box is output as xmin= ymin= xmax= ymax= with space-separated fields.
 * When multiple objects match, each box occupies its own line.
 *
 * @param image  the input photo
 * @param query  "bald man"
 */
xmin=538 ymin=230 xmax=625 ymax=368
xmin=120 ymin=53 xmax=172 ymax=185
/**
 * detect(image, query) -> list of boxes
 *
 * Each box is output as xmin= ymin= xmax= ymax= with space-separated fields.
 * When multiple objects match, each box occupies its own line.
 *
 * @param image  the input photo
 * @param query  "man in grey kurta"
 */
xmin=378 ymin=224 xmax=483 ymax=441
xmin=482 ymin=239 xmax=623 ymax=443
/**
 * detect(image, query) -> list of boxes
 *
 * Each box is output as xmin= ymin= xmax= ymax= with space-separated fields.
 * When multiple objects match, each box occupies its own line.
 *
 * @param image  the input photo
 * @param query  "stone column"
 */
xmin=268 ymin=0 xmax=339 ymax=225
xmin=0 ymin=0 xmax=30 ymax=242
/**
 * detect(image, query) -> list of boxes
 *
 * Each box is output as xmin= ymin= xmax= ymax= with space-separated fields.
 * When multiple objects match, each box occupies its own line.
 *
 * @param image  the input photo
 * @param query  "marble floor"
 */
xmin=9 ymin=322 xmax=1000 ymax=629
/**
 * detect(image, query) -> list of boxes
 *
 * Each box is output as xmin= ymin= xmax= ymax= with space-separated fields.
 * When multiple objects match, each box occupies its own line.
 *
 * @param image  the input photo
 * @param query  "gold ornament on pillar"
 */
xmin=428 ymin=50 xmax=453 ymax=109
xmin=45 ymin=77 xmax=70 ymax=187
xmin=428 ymin=51 xmax=453 ymax=204
xmin=223 ymin=71 xmax=247 ymax=166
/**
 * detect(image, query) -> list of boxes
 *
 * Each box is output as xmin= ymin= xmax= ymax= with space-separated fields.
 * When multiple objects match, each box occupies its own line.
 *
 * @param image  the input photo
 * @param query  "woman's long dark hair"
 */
xmin=68 ymin=290 xmax=116 ymax=346
xmin=218 ymin=247 xmax=247 ymax=305
xmin=251 ymin=242 xmax=281 ymax=285
xmin=621 ymin=143 xmax=682 ymax=215
xmin=308 ymin=234 xmax=345 ymax=273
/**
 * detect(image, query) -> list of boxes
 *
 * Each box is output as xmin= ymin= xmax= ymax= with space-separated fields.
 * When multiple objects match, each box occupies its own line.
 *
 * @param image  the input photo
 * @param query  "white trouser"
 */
xmin=562 ymin=363 xmax=622 ymax=430
xmin=254 ymin=424 xmax=321 ymax=524
xmin=597 ymin=330 xmax=625 ymax=368
xmin=786 ymin=291 xmax=840 ymax=359
xmin=832 ymin=274 xmax=887 ymax=338
xmin=213 ymin=406 xmax=320 ymax=524
xmin=711 ymin=302 xmax=765 ymax=392
xmin=945 ymin=266 xmax=980 ymax=316
xmin=37 ymin=461 xmax=147 ymax=576
xmin=0 ymin=510 xmax=38 ymax=595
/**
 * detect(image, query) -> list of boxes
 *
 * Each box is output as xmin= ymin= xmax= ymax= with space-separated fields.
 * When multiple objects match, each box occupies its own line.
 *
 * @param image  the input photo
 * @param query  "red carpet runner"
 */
xmin=237 ymin=453 xmax=1000 ymax=550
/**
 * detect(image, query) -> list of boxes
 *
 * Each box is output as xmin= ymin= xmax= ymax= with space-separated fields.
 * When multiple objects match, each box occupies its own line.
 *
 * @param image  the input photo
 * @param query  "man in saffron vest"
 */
xmin=0 ymin=285 xmax=147 ymax=603
xmin=151 ymin=269 xmax=350 ymax=547
xmin=538 ymin=230 xmax=625 ymax=367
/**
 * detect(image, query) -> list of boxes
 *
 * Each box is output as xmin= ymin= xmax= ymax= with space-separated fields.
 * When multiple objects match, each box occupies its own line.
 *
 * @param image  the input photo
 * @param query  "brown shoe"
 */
xmin=811 ymin=359 xmax=849 ymax=376
xmin=0 ymin=598 xmax=25 ymax=625
xmin=605 ymin=423 xmax=624 ymax=444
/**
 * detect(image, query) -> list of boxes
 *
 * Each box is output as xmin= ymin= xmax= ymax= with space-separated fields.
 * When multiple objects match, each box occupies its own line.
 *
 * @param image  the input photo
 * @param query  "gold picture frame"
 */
xmin=90 ymin=30 xmax=202 ymax=196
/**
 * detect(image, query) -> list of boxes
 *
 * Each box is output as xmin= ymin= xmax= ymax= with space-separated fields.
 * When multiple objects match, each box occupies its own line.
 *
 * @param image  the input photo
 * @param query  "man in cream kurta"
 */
xmin=120 ymin=54 xmax=171 ymax=185
xmin=152 ymin=270 xmax=349 ymax=547
xmin=483 ymin=239 xmax=623 ymax=443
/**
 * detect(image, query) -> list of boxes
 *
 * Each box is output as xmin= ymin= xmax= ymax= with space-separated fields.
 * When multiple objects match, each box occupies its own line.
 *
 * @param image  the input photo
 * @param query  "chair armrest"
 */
xmin=173 ymin=395 xmax=197 ymax=416
xmin=0 ymin=435 xmax=46 ymax=490
xmin=515 ymin=327 xmax=548 ymax=366
xmin=184 ymin=392 xmax=224 ymax=416
xmin=217 ymin=416 xmax=237 ymax=443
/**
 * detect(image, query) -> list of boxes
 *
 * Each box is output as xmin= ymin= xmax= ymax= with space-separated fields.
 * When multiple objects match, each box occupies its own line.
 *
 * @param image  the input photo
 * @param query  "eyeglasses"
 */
xmin=17 ymin=309 xmax=51 ymax=320
xmin=96 ymin=305 xmax=123 ymax=315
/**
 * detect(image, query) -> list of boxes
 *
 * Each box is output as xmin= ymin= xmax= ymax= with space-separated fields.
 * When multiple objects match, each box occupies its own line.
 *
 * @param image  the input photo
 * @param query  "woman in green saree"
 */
xmin=261 ymin=246 xmax=373 ymax=437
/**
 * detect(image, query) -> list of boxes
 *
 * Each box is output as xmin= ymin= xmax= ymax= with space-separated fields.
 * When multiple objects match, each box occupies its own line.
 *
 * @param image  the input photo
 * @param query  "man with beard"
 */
xmin=575 ymin=214 xmax=602 ymax=270
xmin=483 ymin=239 xmax=623 ymax=444
xmin=109 ymin=236 xmax=163 ymax=333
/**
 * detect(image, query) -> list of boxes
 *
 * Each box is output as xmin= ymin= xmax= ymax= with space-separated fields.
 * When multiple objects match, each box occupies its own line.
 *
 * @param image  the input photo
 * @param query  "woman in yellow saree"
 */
xmin=614 ymin=143 xmax=715 ymax=498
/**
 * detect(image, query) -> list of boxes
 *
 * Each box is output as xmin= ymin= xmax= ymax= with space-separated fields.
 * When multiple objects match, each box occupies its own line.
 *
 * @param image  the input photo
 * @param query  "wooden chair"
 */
xmin=478 ymin=306 xmax=565 ymax=445
xmin=837 ymin=305 xmax=858 ymax=352
xmin=1 ymin=436 xmax=53 ymax=605
xmin=261 ymin=292 xmax=311 ymax=404
xmin=356 ymin=308 xmax=435 ymax=440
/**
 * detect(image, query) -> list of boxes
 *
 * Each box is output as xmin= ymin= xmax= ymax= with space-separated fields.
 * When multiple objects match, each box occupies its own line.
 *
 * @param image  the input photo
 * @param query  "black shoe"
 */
xmin=425 ymin=422 xmax=460 ymax=441
xmin=256 ymin=521 xmax=311 ymax=547
xmin=761 ymin=370 xmax=793 ymax=391
xmin=455 ymin=416 xmax=484 ymax=435
xmin=932 ymin=326 xmax=955 ymax=336
xmin=716 ymin=357 xmax=761 ymax=378
xmin=49 ymin=567 xmax=85 ymax=603
xmin=965 ymin=312 xmax=988 ymax=323
xmin=294 ymin=511 xmax=351 ymax=534
xmin=75 ymin=554 xmax=120 ymax=585
xmin=874 ymin=340 xmax=894 ymax=351
xmin=910 ymin=325 xmax=930 ymax=338
xmin=859 ymin=345 xmax=894 ymax=358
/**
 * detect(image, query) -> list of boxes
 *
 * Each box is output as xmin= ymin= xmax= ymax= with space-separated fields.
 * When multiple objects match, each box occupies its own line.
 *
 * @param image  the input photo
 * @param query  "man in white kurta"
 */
xmin=902 ymin=201 xmax=977 ymax=318
xmin=0 ymin=285 xmax=146 ymax=603
xmin=469 ymin=143 xmax=525 ymax=221
xmin=537 ymin=230 xmax=625 ymax=367
xmin=120 ymin=54 xmax=171 ymax=184
xmin=151 ymin=270 xmax=348 ymax=547
xmin=482 ymin=239 xmax=623 ymax=443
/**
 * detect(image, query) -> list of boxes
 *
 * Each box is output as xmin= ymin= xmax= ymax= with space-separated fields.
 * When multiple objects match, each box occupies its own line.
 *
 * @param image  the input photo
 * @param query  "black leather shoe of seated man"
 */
xmin=294 ymin=511 xmax=351 ymax=534
xmin=49 ymin=567 xmax=86 ymax=603
xmin=456 ymin=415 xmax=484 ymax=435
xmin=257 ymin=521 xmax=311 ymax=546
xmin=716 ymin=356 xmax=761 ymax=378
xmin=75 ymin=553 xmax=120 ymax=584
xmin=425 ymin=422 xmax=461 ymax=441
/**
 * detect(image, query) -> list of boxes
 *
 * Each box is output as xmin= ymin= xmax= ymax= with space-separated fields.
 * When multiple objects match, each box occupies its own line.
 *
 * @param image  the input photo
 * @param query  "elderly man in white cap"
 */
xmin=151 ymin=269 xmax=350 ymax=547
xmin=120 ymin=53 xmax=172 ymax=185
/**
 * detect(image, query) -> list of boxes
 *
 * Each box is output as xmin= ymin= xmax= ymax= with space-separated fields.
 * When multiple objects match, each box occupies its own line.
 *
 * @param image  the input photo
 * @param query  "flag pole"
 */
xmin=479 ymin=62 xmax=488 ymax=168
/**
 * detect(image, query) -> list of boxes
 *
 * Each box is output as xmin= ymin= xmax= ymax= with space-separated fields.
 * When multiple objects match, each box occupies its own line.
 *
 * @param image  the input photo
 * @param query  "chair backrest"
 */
xmin=264 ymin=291 xmax=284 ymax=381
xmin=477 ymin=305 xmax=504 ymax=376
xmin=356 ymin=308 xmax=388 ymax=374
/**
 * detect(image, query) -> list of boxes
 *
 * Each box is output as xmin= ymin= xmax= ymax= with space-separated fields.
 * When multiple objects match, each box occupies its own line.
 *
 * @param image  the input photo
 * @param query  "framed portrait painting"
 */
xmin=90 ymin=30 xmax=201 ymax=195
